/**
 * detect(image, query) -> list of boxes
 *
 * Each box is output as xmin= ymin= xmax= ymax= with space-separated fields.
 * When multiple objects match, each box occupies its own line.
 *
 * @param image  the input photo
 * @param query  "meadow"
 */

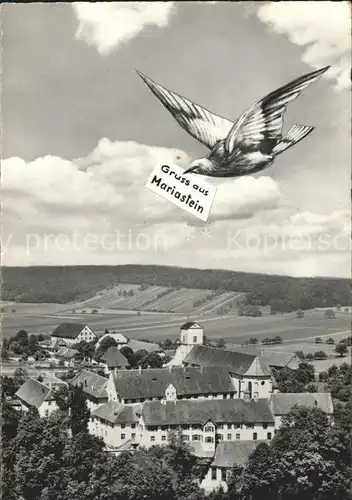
xmin=2 ymin=301 xmax=350 ymax=348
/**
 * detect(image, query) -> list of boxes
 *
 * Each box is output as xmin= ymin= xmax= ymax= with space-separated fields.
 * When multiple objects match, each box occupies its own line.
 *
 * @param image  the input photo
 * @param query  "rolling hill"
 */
xmin=2 ymin=265 xmax=350 ymax=313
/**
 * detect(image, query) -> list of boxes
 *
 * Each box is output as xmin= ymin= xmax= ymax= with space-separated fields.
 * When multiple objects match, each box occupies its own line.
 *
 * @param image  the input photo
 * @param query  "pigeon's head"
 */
xmin=183 ymin=158 xmax=213 ymax=176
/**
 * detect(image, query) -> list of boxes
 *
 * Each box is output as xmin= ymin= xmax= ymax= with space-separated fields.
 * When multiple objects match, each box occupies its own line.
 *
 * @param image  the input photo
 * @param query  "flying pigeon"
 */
xmin=137 ymin=66 xmax=330 ymax=178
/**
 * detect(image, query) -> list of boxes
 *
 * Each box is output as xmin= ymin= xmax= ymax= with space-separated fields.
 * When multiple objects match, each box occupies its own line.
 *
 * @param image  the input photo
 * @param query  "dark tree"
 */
xmin=134 ymin=349 xmax=149 ymax=363
xmin=53 ymin=384 xmax=90 ymax=435
xmin=120 ymin=346 xmax=137 ymax=367
xmin=335 ymin=343 xmax=348 ymax=357
xmin=138 ymin=352 xmax=163 ymax=369
xmin=15 ymin=329 xmax=29 ymax=345
xmin=324 ymin=309 xmax=336 ymax=319
xmin=313 ymin=350 xmax=327 ymax=360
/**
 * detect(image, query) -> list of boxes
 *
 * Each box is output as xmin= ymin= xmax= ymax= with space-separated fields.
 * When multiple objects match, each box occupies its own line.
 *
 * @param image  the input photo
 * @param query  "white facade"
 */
xmin=19 ymin=398 xmax=59 ymax=418
xmin=89 ymin=418 xmax=140 ymax=448
xmin=51 ymin=324 xmax=96 ymax=347
xmin=167 ymin=323 xmax=204 ymax=367
xmin=139 ymin=421 xmax=274 ymax=449
xmin=236 ymin=376 xmax=273 ymax=400
xmin=201 ymin=467 xmax=230 ymax=493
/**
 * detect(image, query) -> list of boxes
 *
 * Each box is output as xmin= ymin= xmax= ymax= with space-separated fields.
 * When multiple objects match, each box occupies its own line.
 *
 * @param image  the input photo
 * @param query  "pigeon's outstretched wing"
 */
xmin=137 ymin=70 xmax=234 ymax=150
xmin=224 ymin=66 xmax=330 ymax=154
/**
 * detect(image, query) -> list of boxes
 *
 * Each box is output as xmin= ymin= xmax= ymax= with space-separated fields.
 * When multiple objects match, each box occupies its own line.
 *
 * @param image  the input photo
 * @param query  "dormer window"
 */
xmin=204 ymin=425 xmax=214 ymax=432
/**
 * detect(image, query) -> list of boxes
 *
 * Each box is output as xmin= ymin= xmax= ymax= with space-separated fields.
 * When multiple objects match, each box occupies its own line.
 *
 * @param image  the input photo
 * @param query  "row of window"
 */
xmin=146 ymin=423 xmax=271 ymax=432
xmin=94 ymin=428 xmax=137 ymax=441
xmin=91 ymin=418 xmax=137 ymax=429
xmin=150 ymin=432 xmax=272 ymax=442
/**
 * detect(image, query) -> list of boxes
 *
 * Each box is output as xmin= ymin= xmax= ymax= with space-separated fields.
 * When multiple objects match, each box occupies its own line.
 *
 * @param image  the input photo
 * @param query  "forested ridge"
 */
xmin=2 ymin=265 xmax=350 ymax=312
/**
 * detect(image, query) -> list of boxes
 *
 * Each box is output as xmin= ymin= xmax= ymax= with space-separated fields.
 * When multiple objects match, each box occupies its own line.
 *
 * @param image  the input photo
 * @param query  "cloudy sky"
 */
xmin=2 ymin=1 xmax=351 ymax=277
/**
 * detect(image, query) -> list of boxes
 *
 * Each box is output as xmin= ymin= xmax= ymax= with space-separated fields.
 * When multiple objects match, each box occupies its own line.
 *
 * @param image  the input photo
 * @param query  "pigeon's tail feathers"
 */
xmin=273 ymin=124 xmax=314 ymax=155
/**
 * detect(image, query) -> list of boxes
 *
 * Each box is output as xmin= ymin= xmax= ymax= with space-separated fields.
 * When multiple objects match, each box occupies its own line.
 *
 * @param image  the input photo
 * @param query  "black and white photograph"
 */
xmin=1 ymin=2 xmax=351 ymax=499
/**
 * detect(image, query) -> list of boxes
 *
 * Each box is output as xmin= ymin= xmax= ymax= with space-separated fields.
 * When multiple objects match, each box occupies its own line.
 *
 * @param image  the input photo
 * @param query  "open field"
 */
xmin=310 ymin=353 xmax=351 ymax=373
xmin=65 ymin=284 xmax=245 ymax=315
xmin=2 ymin=303 xmax=350 ymax=347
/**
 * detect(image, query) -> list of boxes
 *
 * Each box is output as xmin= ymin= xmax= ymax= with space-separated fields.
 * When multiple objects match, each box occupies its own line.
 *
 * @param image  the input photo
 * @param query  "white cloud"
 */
xmin=72 ymin=2 xmax=175 ymax=54
xmin=1 ymin=138 xmax=349 ymax=276
xmin=257 ymin=1 xmax=351 ymax=90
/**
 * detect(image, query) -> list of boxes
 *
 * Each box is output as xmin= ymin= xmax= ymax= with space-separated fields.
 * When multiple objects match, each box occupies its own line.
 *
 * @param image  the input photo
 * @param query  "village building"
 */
xmin=167 ymin=322 xmax=204 ymax=366
xmin=183 ymin=345 xmax=273 ymax=400
xmin=15 ymin=378 xmax=63 ymax=418
xmin=35 ymin=374 xmax=68 ymax=391
xmin=96 ymin=332 xmax=129 ymax=348
xmin=54 ymin=347 xmax=81 ymax=367
xmin=100 ymin=346 xmax=130 ymax=374
xmin=139 ymin=398 xmax=275 ymax=449
xmin=270 ymin=392 xmax=334 ymax=427
xmin=106 ymin=365 xmax=240 ymax=404
xmin=51 ymin=322 xmax=97 ymax=348
xmin=200 ymin=441 xmax=263 ymax=492
xmin=89 ymin=401 xmax=142 ymax=450
xmin=88 ymin=397 xmax=274 ymax=455
xmin=125 ymin=339 xmax=164 ymax=356
xmin=70 ymin=369 xmax=109 ymax=411
xmin=230 ymin=346 xmax=301 ymax=371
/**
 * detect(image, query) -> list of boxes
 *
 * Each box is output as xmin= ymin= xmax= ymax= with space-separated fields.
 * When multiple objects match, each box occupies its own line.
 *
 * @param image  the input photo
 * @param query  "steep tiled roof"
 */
xmin=92 ymin=401 xmax=142 ymax=424
xmin=143 ymin=399 xmax=274 ymax=426
xmin=101 ymin=346 xmax=130 ymax=368
xmin=260 ymin=351 xmax=300 ymax=370
xmin=184 ymin=345 xmax=271 ymax=376
xmin=271 ymin=393 xmax=334 ymax=415
xmin=52 ymin=323 xmax=87 ymax=339
xmin=126 ymin=339 xmax=162 ymax=353
xmin=70 ymin=370 xmax=108 ymax=399
xmin=232 ymin=346 xmax=300 ymax=370
xmin=56 ymin=347 xmax=80 ymax=359
xmin=16 ymin=378 xmax=53 ymax=408
xmin=181 ymin=322 xmax=201 ymax=330
xmin=212 ymin=441 xmax=264 ymax=468
xmin=112 ymin=366 xmax=235 ymax=400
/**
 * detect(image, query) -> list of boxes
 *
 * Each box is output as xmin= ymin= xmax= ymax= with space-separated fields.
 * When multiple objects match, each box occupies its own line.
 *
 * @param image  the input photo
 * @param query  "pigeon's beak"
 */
xmin=183 ymin=166 xmax=196 ymax=175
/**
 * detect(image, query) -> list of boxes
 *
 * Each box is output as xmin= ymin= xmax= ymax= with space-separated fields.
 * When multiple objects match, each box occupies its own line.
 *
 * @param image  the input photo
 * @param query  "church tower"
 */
xmin=180 ymin=321 xmax=204 ymax=351
xmin=165 ymin=321 xmax=204 ymax=366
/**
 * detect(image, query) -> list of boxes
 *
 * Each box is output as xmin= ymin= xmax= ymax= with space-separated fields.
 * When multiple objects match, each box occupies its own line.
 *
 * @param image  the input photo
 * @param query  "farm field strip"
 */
xmin=101 ymin=286 xmax=164 ymax=309
xmin=203 ymin=292 xmax=244 ymax=314
xmin=138 ymin=288 xmax=183 ymax=310
xmin=147 ymin=288 xmax=209 ymax=311
xmin=171 ymin=289 xmax=214 ymax=312
xmin=196 ymin=291 xmax=239 ymax=314
xmin=107 ymin=286 xmax=165 ymax=309
xmin=120 ymin=286 xmax=169 ymax=309
xmin=72 ymin=284 xmax=142 ymax=309
xmin=146 ymin=288 xmax=192 ymax=310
